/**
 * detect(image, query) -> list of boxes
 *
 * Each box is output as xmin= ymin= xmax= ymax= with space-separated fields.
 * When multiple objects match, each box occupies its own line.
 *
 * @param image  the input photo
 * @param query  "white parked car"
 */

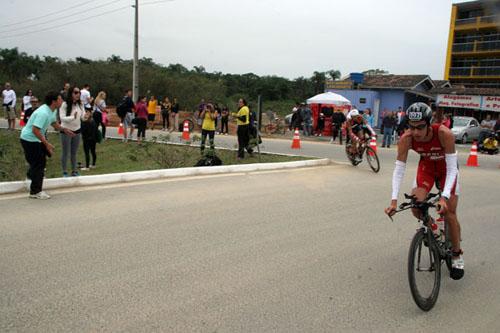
xmin=451 ymin=116 xmax=481 ymax=144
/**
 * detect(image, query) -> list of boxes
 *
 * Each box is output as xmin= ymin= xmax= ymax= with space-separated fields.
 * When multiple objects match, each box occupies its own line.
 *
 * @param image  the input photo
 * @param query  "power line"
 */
xmin=0 ymin=0 xmax=102 ymax=28
xmin=0 ymin=0 xmax=126 ymax=34
xmin=0 ymin=5 xmax=131 ymax=39
xmin=142 ymin=0 xmax=174 ymax=5
xmin=0 ymin=0 xmax=174 ymax=40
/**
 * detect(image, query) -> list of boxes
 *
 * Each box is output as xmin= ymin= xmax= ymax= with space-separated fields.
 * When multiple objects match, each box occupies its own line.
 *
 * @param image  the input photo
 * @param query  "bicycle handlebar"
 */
xmin=388 ymin=192 xmax=441 ymax=221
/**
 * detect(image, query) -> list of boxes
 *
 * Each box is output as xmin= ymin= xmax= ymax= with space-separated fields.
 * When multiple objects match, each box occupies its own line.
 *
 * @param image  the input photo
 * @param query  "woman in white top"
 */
xmin=22 ymin=89 xmax=34 ymax=123
xmin=93 ymin=91 xmax=107 ymax=139
xmin=59 ymin=86 xmax=85 ymax=177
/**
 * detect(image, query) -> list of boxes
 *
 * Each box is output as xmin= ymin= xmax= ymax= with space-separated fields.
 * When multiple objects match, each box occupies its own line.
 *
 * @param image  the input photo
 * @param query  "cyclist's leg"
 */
xmin=411 ymin=164 xmax=433 ymax=219
xmin=356 ymin=131 xmax=365 ymax=155
xmin=444 ymin=194 xmax=461 ymax=253
xmin=410 ymin=187 xmax=429 ymax=220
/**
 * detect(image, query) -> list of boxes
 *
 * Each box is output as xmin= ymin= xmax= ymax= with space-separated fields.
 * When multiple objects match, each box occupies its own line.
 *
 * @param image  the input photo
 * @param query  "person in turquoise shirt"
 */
xmin=20 ymin=91 xmax=74 ymax=199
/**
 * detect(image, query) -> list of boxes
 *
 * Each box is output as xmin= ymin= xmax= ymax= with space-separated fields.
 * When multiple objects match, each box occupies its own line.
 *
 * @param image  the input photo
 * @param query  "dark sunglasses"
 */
xmin=408 ymin=123 xmax=427 ymax=130
xmin=73 ymin=91 xmax=80 ymax=94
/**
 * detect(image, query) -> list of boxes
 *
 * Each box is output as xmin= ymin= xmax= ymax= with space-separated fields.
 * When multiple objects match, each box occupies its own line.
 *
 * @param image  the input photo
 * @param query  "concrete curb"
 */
xmin=0 ymin=158 xmax=331 ymax=195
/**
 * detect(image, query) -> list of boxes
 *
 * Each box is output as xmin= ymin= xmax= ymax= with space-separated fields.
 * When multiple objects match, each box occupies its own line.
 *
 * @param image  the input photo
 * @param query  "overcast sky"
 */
xmin=0 ymin=0 xmax=472 ymax=80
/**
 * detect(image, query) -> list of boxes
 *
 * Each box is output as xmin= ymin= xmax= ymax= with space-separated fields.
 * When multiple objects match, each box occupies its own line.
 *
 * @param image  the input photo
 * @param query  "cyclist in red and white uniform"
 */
xmin=385 ymin=102 xmax=464 ymax=280
xmin=346 ymin=109 xmax=376 ymax=159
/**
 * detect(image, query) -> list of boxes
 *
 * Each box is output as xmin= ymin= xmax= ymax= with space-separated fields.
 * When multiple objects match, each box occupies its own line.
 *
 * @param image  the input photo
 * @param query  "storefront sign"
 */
xmin=482 ymin=96 xmax=500 ymax=112
xmin=437 ymin=94 xmax=481 ymax=109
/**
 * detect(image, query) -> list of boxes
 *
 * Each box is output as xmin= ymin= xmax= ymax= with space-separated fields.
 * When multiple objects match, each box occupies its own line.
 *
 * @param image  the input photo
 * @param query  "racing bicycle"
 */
xmin=389 ymin=192 xmax=453 ymax=311
xmin=345 ymin=130 xmax=380 ymax=173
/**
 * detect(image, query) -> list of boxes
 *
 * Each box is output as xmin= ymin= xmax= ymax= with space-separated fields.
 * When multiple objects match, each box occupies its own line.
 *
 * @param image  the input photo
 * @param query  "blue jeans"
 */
xmin=383 ymin=127 xmax=393 ymax=147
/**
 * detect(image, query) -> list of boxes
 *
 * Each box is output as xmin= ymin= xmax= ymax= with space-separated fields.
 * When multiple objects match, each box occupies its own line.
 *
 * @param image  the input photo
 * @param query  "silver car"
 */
xmin=451 ymin=116 xmax=481 ymax=144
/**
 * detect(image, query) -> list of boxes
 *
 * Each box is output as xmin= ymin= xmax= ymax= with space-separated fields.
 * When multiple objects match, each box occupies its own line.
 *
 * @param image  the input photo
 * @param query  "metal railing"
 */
xmin=455 ymin=15 xmax=498 ymax=26
xmin=449 ymin=66 xmax=500 ymax=77
xmin=453 ymin=40 xmax=500 ymax=52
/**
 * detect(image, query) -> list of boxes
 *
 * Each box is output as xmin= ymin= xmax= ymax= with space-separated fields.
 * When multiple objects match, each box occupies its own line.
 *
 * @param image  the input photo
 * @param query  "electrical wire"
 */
xmin=0 ymin=0 xmax=174 ymax=40
xmin=0 ymin=5 xmax=131 ymax=39
xmin=0 ymin=0 xmax=102 ymax=28
xmin=0 ymin=0 xmax=126 ymax=34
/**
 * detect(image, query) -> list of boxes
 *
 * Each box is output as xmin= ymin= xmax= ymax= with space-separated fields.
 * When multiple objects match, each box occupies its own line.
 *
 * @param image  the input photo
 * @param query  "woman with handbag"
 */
xmin=93 ymin=91 xmax=108 ymax=140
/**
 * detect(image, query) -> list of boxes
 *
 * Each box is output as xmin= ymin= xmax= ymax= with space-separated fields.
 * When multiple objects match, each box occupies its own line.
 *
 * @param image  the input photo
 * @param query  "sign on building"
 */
xmin=482 ymin=96 xmax=500 ymax=112
xmin=437 ymin=94 xmax=482 ymax=110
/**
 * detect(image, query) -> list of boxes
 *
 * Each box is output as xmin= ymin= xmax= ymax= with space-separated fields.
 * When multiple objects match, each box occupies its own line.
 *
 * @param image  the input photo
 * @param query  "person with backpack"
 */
xmin=116 ymin=89 xmax=135 ymax=142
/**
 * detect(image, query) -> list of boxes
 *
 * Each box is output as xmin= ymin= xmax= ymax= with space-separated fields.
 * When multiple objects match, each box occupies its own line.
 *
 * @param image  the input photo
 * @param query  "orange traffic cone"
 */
xmin=118 ymin=122 xmax=124 ymax=135
xmin=369 ymin=136 xmax=377 ymax=156
xmin=19 ymin=111 xmax=25 ymax=127
xmin=291 ymin=128 xmax=301 ymax=149
xmin=182 ymin=120 xmax=190 ymax=140
xmin=466 ymin=140 xmax=479 ymax=167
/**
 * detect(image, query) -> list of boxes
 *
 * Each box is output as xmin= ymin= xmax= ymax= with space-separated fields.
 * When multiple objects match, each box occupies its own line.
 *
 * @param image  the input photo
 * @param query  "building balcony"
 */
xmin=449 ymin=66 xmax=500 ymax=78
xmin=452 ymin=40 xmax=500 ymax=54
xmin=455 ymin=15 xmax=498 ymax=31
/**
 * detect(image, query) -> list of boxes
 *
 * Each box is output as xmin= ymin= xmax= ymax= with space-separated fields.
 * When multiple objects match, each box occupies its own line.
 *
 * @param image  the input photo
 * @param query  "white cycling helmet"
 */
xmin=350 ymin=109 xmax=360 ymax=117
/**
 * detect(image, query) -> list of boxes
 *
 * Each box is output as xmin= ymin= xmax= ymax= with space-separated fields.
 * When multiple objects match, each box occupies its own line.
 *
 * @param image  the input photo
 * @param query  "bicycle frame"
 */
xmin=391 ymin=193 xmax=451 ymax=262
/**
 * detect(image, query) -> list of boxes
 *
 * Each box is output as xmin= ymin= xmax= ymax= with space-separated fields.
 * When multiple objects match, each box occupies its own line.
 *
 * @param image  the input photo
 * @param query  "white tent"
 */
xmin=306 ymin=92 xmax=351 ymax=106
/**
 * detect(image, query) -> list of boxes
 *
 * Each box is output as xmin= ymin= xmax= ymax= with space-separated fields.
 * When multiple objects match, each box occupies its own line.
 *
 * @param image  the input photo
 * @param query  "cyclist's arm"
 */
xmin=391 ymin=135 xmax=411 ymax=201
xmin=346 ymin=120 xmax=355 ymax=137
xmin=438 ymin=126 xmax=458 ymax=200
xmin=362 ymin=119 xmax=376 ymax=136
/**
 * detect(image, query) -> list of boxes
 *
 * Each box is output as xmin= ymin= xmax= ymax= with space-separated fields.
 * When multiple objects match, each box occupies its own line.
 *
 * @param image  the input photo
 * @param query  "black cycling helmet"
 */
xmin=406 ymin=102 xmax=432 ymax=124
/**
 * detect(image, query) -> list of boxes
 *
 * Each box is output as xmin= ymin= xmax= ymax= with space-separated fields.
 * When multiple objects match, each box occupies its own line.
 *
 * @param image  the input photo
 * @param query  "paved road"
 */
xmin=1 ymin=156 xmax=499 ymax=331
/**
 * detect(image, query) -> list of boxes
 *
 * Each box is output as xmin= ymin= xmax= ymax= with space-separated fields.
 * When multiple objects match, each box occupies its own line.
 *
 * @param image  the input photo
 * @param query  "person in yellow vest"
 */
xmin=231 ymin=98 xmax=253 ymax=159
xmin=200 ymin=103 xmax=218 ymax=154
xmin=147 ymin=95 xmax=157 ymax=130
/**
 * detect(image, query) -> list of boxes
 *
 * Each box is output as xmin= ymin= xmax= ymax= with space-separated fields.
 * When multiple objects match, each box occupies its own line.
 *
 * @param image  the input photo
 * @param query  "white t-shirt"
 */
xmin=23 ymin=95 xmax=32 ymax=110
xmin=59 ymin=102 xmax=84 ymax=131
xmin=2 ymin=89 xmax=16 ymax=107
xmin=481 ymin=119 xmax=495 ymax=129
xmin=80 ymin=88 xmax=91 ymax=108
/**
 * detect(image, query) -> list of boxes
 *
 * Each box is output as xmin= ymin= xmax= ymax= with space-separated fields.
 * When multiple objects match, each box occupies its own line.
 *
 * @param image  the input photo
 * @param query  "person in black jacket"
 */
xmin=331 ymin=109 xmax=346 ymax=144
xmin=80 ymin=107 xmax=99 ymax=171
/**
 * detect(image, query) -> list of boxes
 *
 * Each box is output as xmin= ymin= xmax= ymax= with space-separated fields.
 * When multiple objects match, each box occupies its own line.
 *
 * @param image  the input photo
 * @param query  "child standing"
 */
xmin=80 ymin=107 xmax=99 ymax=170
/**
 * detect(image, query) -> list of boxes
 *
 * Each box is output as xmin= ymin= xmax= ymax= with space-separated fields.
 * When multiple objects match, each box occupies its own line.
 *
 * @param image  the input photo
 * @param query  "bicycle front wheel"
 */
xmin=408 ymin=229 xmax=441 ymax=311
xmin=365 ymin=147 xmax=380 ymax=173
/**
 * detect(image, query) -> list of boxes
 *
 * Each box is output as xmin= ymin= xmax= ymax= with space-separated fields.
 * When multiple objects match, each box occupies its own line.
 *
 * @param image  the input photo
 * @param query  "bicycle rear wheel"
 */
xmin=408 ymin=229 xmax=441 ymax=311
xmin=365 ymin=147 xmax=380 ymax=173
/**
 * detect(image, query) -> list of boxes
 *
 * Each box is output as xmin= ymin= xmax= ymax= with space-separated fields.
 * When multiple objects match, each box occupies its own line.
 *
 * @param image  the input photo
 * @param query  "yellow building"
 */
xmin=444 ymin=0 xmax=500 ymax=88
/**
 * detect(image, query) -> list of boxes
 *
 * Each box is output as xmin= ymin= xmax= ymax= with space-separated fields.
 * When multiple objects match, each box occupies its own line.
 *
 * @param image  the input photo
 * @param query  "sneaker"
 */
xmin=63 ymin=172 xmax=69 ymax=177
xmin=80 ymin=167 xmax=90 ymax=171
xmin=29 ymin=191 xmax=51 ymax=199
xmin=71 ymin=171 xmax=80 ymax=177
xmin=90 ymin=165 xmax=96 ymax=169
xmin=450 ymin=255 xmax=465 ymax=280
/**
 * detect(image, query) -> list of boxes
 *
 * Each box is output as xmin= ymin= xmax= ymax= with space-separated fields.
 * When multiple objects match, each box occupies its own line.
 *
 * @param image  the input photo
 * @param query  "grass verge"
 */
xmin=0 ymin=129 xmax=309 ymax=182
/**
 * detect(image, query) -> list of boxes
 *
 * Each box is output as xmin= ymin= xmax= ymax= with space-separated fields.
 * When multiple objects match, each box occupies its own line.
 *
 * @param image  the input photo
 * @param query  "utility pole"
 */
xmin=132 ymin=0 xmax=139 ymax=102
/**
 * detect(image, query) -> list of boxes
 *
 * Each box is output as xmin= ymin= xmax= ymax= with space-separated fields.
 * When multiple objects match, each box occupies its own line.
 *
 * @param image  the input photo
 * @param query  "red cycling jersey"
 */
xmin=404 ymin=123 xmax=458 ymax=194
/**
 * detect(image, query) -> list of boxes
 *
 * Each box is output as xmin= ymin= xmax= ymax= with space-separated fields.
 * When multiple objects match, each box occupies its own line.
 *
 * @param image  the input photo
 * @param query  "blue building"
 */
xmin=326 ymin=74 xmax=447 ymax=127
